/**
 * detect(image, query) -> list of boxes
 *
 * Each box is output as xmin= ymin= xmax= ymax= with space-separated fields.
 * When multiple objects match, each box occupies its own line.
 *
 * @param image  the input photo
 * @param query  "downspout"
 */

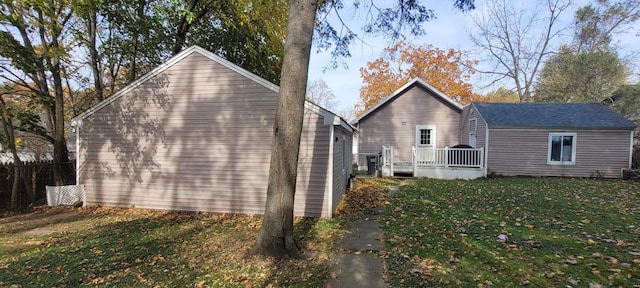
xmin=484 ymin=128 xmax=490 ymax=177
xmin=71 ymin=119 xmax=82 ymax=185
xmin=629 ymin=131 xmax=635 ymax=170
xmin=327 ymin=124 xmax=335 ymax=218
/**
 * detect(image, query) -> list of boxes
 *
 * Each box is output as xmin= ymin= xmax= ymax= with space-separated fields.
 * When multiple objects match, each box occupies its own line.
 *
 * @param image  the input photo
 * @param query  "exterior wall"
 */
xmin=357 ymin=85 xmax=462 ymax=167
xmin=459 ymin=105 xmax=488 ymax=149
xmin=331 ymin=126 xmax=353 ymax=215
xmin=78 ymin=52 xmax=332 ymax=217
xmin=487 ymin=129 xmax=631 ymax=178
xmin=295 ymin=111 xmax=331 ymax=216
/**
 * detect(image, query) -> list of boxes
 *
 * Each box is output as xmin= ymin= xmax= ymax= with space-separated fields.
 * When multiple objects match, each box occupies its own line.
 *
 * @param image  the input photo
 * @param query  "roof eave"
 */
xmin=351 ymin=78 xmax=463 ymax=124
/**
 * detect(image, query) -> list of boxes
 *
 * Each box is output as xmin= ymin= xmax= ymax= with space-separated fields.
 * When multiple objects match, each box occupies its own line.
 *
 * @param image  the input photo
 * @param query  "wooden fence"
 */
xmin=0 ymin=160 xmax=75 ymax=210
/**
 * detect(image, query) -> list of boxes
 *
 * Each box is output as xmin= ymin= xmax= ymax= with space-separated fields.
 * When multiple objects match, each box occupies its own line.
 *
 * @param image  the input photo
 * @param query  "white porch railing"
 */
xmin=412 ymin=146 xmax=484 ymax=168
xmin=380 ymin=145 xmax=394 ymax=176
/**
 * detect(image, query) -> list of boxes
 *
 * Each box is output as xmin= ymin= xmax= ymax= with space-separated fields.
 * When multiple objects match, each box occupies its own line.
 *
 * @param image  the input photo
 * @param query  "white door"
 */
xmin=469 ymin=132 xmax=477 ymax=148
xmin=415 ymin=125 xmax=436 ymax=163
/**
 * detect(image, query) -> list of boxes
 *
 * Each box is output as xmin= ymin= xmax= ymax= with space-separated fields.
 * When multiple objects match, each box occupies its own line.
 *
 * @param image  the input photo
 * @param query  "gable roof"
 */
xmin=351 ymin=78 xmax=463 ymax=124
xmin=472 ymin=102 xmax=636 ymax=130
xmin=71 ymin=45 xmax=353 ymax=132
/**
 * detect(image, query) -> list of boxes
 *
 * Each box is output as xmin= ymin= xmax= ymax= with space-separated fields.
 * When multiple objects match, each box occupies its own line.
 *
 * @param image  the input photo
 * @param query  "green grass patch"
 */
xmin=0 ymin=207 xmax=346 ymax=287
xmin=382 ymin=177 xmax=640 ymax=287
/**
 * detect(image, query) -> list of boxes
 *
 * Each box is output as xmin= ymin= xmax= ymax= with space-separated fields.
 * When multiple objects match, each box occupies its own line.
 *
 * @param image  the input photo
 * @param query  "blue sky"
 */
xmin=307 ymin=0 xmax=640 ymax=116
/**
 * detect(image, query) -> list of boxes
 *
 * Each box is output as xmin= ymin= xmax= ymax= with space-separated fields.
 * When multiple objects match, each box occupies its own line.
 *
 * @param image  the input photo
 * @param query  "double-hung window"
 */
xmin=548 ymin=133 xmax=576 ymax=165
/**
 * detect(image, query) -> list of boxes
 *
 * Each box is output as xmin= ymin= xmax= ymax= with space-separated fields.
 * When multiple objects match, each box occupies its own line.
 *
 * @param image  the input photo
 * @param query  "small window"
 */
xmin=419 ymin=129 xmax=432 ymax=145
xmin=415 ymin=125 xmax=436 ymax=147
xmin=548 ymin=133 xmax=576 ymax=165
xmin=469 ymin=119 xmax=477 ymax=132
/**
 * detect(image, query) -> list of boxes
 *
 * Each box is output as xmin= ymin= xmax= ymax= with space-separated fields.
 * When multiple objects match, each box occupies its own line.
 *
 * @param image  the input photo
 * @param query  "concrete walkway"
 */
xmin=326 ymin=185 xmax=402 ymax=288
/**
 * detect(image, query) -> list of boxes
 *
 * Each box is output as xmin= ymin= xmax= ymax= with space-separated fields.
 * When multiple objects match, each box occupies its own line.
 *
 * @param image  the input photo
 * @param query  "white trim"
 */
xmin=415 ymin=125 xmax=436 ymax=147
xmin=469 ymin=118 xmax=477 ymax=132
xmin=342 ymin=134 xmax=346 ymax=175
xmin=630 ymin=131 xmax=635 ymax=169
xmin=547 ymin=132 xmax=577 ymax=165
xmin=484 ymin=128 xmax=489 ymax=176
xmin=327 ymin=125 xmax=335 ymax=218
xmin=75 ymin=125 xmax=81 ymax=186
xmin=351 ymin=78 xmax=463 ymax=124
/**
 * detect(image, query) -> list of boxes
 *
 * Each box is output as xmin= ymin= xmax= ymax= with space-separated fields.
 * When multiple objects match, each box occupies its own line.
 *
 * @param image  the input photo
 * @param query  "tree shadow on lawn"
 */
xmin=0 ymin=210 xmax=341 ymax=287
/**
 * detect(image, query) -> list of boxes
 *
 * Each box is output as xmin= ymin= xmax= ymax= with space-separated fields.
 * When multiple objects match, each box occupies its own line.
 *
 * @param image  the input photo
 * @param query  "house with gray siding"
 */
xmin=71 ymin=46 xmax=353 ymax=217
xmin=461 ymin=102 xmax=635 ymax=178
xmin=353 ymin=78 xmax=636 ymax=179
xmin=352 ymin=78 xmax=465 ymax=177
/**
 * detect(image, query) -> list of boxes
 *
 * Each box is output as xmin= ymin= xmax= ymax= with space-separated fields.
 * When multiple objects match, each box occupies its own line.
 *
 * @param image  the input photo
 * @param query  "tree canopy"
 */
xmin=356 ymin=41 xmax=479 ymax=116
xmin=535 ymin=45 xmax=628 ymax=102
xmin=0 ymin=0 xmax=289 ymax=186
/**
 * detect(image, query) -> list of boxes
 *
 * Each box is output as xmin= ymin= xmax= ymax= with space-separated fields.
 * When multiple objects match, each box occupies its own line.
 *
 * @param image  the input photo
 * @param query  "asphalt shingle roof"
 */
xmin=472 ymin=102 xmax=636 ymax=130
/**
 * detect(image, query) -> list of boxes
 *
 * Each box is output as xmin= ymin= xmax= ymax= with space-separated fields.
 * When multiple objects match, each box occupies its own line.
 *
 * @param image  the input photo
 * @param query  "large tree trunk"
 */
xmin=51 ymin=37 xmax=71 ymax=186
xmin=252 ymin=0 xmax=318 ymax=258
xmin=87 ymin=10 xmax=104 ymax=102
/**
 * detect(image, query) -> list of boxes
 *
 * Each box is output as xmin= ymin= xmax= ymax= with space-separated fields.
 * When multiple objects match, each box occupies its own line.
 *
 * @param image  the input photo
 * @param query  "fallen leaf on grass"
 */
xmin=564 ymin=259 xmax=578 ymax=265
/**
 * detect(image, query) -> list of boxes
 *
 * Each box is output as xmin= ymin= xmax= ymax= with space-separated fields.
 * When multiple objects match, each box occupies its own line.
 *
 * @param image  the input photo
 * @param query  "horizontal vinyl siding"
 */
xmin=332 ymin=127 xmax=354 ymax=215
xmin=358 ymin=85 xmax=462 ymax=165
xmin=295 ymin=112 xmax=330 ymax=217
xmin=78 ymin=52 xmax=330 ymax=216
xmin=487 ymin=129 xmax=631 ymax=178
xmin=460 ymin=105 xmax=487 ymax=149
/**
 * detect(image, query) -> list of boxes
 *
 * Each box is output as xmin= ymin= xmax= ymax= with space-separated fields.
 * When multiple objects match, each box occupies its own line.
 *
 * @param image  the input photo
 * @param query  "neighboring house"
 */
xmin=71 ymin=46 xmax=353 ymax=217
xmin=352 ymin=78 xmax=636 ymax=179
xmin=352 ymin=78 xmax=465 ymax=177
xmin=461 ymin=102 xmax=636 ymax=178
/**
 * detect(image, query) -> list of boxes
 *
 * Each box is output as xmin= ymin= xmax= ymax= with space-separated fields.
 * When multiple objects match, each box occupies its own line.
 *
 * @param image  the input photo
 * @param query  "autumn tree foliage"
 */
xmin=355 ymin=42 xmax=479 ymax=116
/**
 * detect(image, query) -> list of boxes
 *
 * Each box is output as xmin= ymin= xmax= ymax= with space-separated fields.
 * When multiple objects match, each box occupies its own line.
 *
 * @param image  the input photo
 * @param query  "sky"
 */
xmin=307 ymin=0 xmax=640 ymax=118
xmin=308 ymin=1 xmax=476 ymax=117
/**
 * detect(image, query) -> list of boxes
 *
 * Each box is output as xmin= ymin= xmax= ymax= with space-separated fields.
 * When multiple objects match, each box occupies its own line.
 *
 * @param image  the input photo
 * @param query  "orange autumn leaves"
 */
xmin=356 ymin=42 xmax=482 ymax=117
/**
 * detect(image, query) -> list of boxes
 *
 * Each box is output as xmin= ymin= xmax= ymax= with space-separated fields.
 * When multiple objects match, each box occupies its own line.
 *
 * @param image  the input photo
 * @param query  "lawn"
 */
xmin=0 ymin=178 xmax=398 ymax=287
xmin=0 ymin=206 xmax=348 ymax=287
xmin=381 ymin=177 xmax=640 ymax=287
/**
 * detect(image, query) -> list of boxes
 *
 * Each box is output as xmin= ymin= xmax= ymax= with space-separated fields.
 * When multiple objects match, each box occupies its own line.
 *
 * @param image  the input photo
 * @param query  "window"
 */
xmin=548 ymin=133 xmax=576 ymax=165
xmin=415 ymin=125 xmax=436 ymax=147
xmin=469 ymin=119 xmax=477 ymax=132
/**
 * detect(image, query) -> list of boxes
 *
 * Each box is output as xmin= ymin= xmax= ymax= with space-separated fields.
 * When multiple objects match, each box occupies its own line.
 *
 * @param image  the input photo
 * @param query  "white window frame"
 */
xmin=547 ymin=133 xmax=577 ymax=165
xmin=415 ymin=125 xmax=436 ymax=148
xmin=469 ymin=118 xmax=477 ymax=132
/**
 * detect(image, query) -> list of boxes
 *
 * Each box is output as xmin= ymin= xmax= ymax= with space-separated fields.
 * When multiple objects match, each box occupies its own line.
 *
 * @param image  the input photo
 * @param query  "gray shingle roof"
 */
xmin=472 ymin=102 xmax=636 ymax=130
